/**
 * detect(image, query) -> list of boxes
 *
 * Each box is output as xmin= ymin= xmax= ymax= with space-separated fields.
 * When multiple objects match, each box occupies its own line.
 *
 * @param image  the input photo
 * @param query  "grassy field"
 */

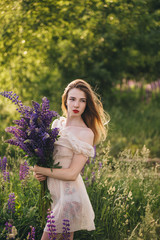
xmin=0 ymin=142 xmax=160 ymax=239
xmin=106 ymin=90 xmax=160 ymax=159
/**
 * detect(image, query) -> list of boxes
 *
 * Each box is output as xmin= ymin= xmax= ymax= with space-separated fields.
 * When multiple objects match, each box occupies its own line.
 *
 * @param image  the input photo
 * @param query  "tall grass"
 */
xmin=77 ymin=143 xmax=160 ymax=240
xmin=0 ymin=147 xmax=42 ymax=239
xmin=1 ymin=144 xmax=160 ymax=239
xmin=106 ymin=90 xmax=160 ymax=158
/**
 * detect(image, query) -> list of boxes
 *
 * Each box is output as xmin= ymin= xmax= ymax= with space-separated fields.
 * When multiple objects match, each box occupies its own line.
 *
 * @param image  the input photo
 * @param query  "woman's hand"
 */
xmin=31 ymin=165 xmax=47 ymax=182
xmin=34 ymin=173 xmax=47 ymax=182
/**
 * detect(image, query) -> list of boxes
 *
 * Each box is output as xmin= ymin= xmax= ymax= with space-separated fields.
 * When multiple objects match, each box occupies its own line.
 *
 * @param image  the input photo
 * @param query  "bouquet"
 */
xmin=0 ymin=91 xmax=60 ymax=227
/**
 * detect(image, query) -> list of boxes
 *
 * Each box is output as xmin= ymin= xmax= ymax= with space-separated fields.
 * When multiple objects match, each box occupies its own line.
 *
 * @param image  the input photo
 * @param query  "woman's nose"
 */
xmin=74 ymin=101 xmax=79 ymax=107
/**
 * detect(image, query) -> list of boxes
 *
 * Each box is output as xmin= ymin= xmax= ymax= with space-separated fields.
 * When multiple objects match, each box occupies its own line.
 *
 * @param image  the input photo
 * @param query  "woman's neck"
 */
xmin=65 ymin=116 xmax=86 ymax=127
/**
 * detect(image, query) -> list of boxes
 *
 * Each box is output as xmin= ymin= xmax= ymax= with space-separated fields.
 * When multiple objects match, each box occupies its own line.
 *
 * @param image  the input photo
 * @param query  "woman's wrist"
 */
xmin=34 ymin=165 xmax=41 ymax=174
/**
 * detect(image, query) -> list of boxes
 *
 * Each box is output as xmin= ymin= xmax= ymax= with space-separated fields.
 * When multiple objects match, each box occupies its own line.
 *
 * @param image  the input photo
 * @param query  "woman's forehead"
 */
xmin=68 ymin=88 xmax=86 ymax=98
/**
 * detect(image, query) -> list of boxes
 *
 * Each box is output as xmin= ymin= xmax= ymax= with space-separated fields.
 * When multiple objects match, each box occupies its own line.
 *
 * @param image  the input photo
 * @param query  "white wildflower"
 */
xmin=128 ymin=191 xmax=132 ymax=199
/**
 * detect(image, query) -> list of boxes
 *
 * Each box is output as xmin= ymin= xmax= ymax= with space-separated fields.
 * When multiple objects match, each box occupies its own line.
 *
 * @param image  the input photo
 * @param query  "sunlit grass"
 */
xmin=1 ymin=143 xmax=160 ymax=239
xmin=106 ymin=92 xmax=160 ymax=158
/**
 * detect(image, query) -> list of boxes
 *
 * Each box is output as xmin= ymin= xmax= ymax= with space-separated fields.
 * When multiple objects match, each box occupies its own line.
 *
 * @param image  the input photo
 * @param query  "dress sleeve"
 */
xmin=51 ymin=119 xmax=59 ymax=129
xmin=51 ymin=117 xmax=66 ymax=129
xmin=71 ymin=138 xmax=95 ymax=158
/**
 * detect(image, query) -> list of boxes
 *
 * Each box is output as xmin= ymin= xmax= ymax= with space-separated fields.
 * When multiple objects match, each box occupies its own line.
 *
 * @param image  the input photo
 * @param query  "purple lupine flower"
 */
xmin=47 ymin=210 xmax=57 ymax=240
xmin=92 ymin=172 xmax=95 ymax=183
xmin=62 ymin=219 xmax=70 ymax=240
xmin=0 ymin=91 xmax=31 ymax=116
xmin=91 ymin=145 xmax=96 ymax=164
xmin=99 ymin=162 xmax=102 ymax=169
xmin=3 ymin=171 xmax=10 ymax=182
xmin=0 ymin=91 xmax=60 ymax=168
xmin=27 ymin=226 xmax=35 ymax=240
xmin=158 ymin=79 xmax=160 ymax=90
xmin=151 ymin=82 xmax=155 ymax=91
xmin=1 ymin=92 xmax=61 ymax=228
xmin=5 ymin=126 xmax=27 ymax=139
xmin=5 ymin=139 xmax=33 ymax=156
xmin=3 ymin=156 xmax=7 ymax=169
xmin=41 ymin=97 xmax=58 ymax=127
xmin=19 ymin=161 xmax=29 ymax=181
xmin=13 ymin=118 xmax=28 ymax=129
xmin=154 ymin=81 xmax=158 ymax=90
xmin=8 ymin=193 xmax=15 ymax=214
xmin=85 ymin=177 xmax=90 ymax=186
xmin=0 ymin=156 xmax=7 ymax=171
xmin=32 ymin=227 xmax=35 ymax=239
xmin=5 ymin=222 xmax=12 ymax=233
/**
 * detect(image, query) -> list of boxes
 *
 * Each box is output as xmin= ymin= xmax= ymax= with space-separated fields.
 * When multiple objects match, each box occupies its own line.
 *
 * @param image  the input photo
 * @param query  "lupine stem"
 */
xmin=40 ymin=179 xmax=51 ymax=228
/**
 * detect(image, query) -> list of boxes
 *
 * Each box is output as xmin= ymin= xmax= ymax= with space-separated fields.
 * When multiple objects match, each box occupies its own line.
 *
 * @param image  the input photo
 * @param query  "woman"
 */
xmin=33 ymin=79 xmax=109 ymax=240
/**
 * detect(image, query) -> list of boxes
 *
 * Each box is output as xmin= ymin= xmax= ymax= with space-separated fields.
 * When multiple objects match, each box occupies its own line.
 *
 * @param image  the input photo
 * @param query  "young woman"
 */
xmin=33 ymin=79 xmax=109 ymax=240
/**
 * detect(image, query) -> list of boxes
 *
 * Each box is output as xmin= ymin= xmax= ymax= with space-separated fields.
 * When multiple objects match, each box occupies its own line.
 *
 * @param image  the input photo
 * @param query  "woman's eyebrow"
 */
xmin=69 ymin=96 xmax=86 ymax=100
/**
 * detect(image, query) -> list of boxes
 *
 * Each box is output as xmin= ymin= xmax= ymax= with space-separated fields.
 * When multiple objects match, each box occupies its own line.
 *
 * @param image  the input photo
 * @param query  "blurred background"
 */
xmin=0 ymin=0 xmax=160 ymax=157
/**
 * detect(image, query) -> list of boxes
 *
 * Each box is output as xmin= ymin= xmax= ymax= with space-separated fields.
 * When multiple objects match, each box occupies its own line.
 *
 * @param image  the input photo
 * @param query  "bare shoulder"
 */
xmin=78 ymin=128 xmax=94 ymax=146
xmin=66 ymin=126 xmax=94 ymax=145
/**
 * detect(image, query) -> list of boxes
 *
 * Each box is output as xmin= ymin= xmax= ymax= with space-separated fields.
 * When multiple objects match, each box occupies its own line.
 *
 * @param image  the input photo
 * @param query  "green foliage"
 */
xmin=79 ymin=144 xmax=160 ymax=240
xmin=1 ymin=142 xmax=160 ymax=239
xmin=106 ymin=92 xmax=160 ymax=158
xmin=128 ymin=203 xmax=158 ymax=240
xmin=0 ymin=168 xmax=42 ymax=239
xmin=0 ymin=0 xmax=160 ymax=101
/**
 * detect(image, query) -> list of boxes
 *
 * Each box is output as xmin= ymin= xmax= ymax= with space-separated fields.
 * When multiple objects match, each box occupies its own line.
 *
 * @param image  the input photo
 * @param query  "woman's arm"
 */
xmin=33 ymin=153 xmax=87 ymax=181
xmin=33 ymin=128 xmax=94 ymax=181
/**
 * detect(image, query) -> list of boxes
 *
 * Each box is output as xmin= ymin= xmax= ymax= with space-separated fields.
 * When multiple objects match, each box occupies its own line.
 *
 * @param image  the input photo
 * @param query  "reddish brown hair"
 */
xmin=62 ymin=79 xmax=109 ymax=145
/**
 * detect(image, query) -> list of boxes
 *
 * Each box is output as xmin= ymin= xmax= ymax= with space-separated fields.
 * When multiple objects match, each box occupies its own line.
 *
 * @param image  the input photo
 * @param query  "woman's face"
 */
xmin=66 ymin=88 xmax=87 ymax=117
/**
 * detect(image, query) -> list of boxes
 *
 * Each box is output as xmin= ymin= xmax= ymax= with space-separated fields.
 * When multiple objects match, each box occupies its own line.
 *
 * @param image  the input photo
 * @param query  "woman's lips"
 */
xmin=73 ymin=110 xmax=79 ymax=113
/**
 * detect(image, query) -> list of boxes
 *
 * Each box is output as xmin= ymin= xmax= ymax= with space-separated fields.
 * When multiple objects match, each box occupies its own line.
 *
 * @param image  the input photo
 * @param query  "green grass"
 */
xmin=1 ymin=144 xmax=160 ymax=239
xmin=106 ymin=93 xmax=160 ymax=158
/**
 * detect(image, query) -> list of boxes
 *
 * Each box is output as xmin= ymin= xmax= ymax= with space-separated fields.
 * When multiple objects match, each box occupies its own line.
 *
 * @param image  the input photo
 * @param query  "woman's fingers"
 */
xmin=30 ymin=166 xmax=46 ymax=181
xmin=29 ymin=165 xmax=39 ymax=172
xmin=35 ymin=173 xmax=47 ymax=182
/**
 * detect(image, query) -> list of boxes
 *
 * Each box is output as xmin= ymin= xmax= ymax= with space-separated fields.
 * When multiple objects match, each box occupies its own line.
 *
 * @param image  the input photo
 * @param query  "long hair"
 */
xmin=61 ymin=79 xmax=110 ymax=145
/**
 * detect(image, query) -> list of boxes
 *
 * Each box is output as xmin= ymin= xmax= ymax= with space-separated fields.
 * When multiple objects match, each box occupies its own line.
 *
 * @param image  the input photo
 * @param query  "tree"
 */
xmin=0 ymin=0 xmax=159 ymax=103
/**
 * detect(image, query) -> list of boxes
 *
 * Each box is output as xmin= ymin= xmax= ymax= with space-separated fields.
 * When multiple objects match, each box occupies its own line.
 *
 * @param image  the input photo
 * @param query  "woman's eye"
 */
xmin=69 ymin=98 xmax=86 ymax=102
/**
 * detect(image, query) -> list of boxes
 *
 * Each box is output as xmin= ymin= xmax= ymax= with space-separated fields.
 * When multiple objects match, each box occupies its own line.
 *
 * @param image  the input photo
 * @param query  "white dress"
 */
xmin=44 ymin=117 xmax=95 ymax=233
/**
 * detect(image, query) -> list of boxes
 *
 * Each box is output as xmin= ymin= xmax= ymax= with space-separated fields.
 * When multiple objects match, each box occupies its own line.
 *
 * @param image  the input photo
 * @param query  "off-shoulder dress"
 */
xmin=44 ymin=117 xmax=95 ymax=233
